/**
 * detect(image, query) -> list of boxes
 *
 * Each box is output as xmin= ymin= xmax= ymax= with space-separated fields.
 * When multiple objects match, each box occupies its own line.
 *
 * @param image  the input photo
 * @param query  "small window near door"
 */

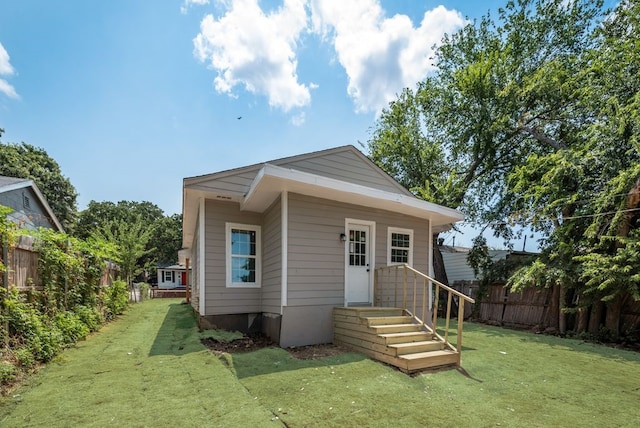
xmin=163 ymin=271 xmax=173 ymax=282
xmin=388 ymin=227 xmax=413 ymax=266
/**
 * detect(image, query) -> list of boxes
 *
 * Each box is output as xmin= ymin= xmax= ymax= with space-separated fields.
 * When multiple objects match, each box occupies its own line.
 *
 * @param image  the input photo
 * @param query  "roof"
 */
xmin=157 ymin=264 xmax=189 ymax=270
xmin=184 ymin=145 xmax=413 ymax=197
xmin=0 ymin=175 xmax=64 ymax=232
xmin=182 ymin=146 xmax=464 ymax=249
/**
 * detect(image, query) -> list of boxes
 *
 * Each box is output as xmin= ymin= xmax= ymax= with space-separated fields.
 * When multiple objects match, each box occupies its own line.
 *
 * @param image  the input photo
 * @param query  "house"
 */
xmin=180 ymin=145 xmax=464 ymax=349
xmin=440 ymin=245 xmax=511 ymax=285
xmin=156 ymin=263 xmax=190 ymax=289
xmin=0 ymin=175 xmax=64 ymax=232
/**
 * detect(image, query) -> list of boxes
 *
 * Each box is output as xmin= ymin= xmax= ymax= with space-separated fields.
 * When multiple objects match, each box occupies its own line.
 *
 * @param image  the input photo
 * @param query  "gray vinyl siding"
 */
xmin=261 ymin=197 xmax=282 ymax=314
xmin=203 ymin=200 xmax=262 ymax=315
xmin=286 ymin=193 xmax=431 ymax=307
xmin=0 ymin=187 xmax=58 ymax=231
xmin=442 ymin=250 xmax=508 ymax=284
xmin=277 ymin=150 xmax=409 ymax=195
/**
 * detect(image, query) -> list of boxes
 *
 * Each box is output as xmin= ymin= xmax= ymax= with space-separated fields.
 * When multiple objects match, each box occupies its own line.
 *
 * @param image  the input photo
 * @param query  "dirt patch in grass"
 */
xmin=201 ymin=333 xmax=347 ymax=360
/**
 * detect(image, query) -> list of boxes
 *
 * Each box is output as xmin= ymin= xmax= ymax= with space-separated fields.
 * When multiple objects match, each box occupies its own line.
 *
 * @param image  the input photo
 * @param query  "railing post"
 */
xmin=412 ymin=274 xmax=417 ymax=317
xmin=444 ymin=292 xmax=452 ymax=344
xmin=373 ymin=268 xmax=378 ymax=307
xmin=394 ymin=266 xmax=398 ymax=308
xmin=402 ymin=266 xmax=408 ymax=310
xmin=432 ymin=284 xmax=440 ymax=333
xmin=422 ymin=278 xmax=427 ymax=327
xmin=457 ymin=301 xmax=465 ymax=355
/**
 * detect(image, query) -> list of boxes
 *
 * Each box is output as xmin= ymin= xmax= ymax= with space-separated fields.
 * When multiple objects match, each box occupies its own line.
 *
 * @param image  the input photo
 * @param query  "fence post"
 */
xmin=1 ymin=234 xmax=8 ymax=290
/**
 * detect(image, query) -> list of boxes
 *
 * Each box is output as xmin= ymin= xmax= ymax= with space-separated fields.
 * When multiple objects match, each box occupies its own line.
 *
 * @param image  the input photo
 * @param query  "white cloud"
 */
xmin=0 ymin=42 xmax=19 ymax=99
xmin=181 ymin=0 xmax=210 ymax=14
xmin=193 ymin=0 xmax=312 ymax=112
xmin=290 ymin=111 xmax=305 ymax=126
xmin=310 ymin=0 xmax=465 ymax=113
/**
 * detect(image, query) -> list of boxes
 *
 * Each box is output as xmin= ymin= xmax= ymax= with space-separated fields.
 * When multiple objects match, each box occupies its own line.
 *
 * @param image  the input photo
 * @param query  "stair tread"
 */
xmin=379 ymin=331 xmax=431 ymax=338
xmin=388 ymin=340 xmax=439 ymax=348
xmin=400 ymin=349 xmax=457 ymax=360
xmin=372 ymin=323 xmax=419 ymax=328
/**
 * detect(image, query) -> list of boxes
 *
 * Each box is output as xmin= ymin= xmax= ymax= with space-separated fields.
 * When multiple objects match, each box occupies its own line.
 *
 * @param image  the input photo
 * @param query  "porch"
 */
xmin=333 ymin=264 xmax=474 ymax=372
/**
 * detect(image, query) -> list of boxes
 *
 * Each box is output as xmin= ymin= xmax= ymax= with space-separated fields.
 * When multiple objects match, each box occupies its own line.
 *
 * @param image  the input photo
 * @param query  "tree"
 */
xmin=148 ymin=214 xmax=182 ymax=265
xmin=369 ymin=0 xmax=640 ymax=337
xmin=77 ymin=201 xmax=182 ymax=275
xmin=75 ymin=200 xmax=164 ymax=240
xmin=91 ymin=217 xmax=154 ymax=290
xmin=0 ymin=131 xmax=78 ymax=232
xmin=369 ymin=0 xmax=602 ymax=281
xmin=505 ymin=0 xmax=640 ymax=337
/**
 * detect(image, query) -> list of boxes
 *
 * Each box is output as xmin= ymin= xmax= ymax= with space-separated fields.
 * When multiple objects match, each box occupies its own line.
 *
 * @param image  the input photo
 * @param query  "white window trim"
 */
xmin=225 ymin=222 xmax=261 ymax=288
xmin=387 ymin=227 xmax=414 ymax=267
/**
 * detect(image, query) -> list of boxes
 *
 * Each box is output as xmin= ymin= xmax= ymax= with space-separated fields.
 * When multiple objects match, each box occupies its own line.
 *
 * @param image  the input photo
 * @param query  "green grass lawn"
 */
xmin=2 ymin=300 xmax=639 ymax=427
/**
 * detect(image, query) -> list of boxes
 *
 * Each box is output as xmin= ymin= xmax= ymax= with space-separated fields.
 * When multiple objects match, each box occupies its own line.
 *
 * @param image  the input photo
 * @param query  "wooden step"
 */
xmin=370 ymin=323 xmax=422 ymax=334
xmin=363 ymin=316 xmax=413 ymax=326
xmin=334 ymin=307 xmax=404 ymax=318
xmin=379 ymin=331 xmax=432 ymax=344
xmin=388 ymin=340 xmax=443 ymax=355
xmin=401 ymin=349 xmax=459 ymax=371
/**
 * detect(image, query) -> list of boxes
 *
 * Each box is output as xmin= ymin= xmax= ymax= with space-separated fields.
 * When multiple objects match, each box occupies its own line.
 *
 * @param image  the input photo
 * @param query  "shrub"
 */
xmin=0 ymin=361 xmax=17 ymax=384
xmin=13 ymin=347 xmax=36 ymax=369
xmin=74 ymin=305 xmax=104 ymax=332
xmin=54 ymin=311 xmax=90 ymax=345
xmin=1 ymin=288 xmax=63 ymax=362
xmin=103 ymin=280 xmax=129 ymax=320
xmin=137 ymin=282 xmax=150 ymax=302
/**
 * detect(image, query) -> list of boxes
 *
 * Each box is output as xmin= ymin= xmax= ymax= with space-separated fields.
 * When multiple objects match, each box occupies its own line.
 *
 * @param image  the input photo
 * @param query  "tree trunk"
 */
xmin=588 ymin=301 xmax=605 ymax=335
xmin=576 ymin=305 xmax=590 ymax=334
xmin=546 ymin=283 xmax=560 ymax=329
xmin=605 ymin=294 xmax=626 ymax=339
xmin=558 ymin=284 xmax=567 ymax=335
xmin=432 ymin=234 xmax=449 ymax=285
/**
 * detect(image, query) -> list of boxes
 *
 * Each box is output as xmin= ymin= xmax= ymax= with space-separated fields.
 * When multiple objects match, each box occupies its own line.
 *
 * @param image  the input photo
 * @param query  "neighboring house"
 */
xmin=440 ymin=245 xmax=511 ymax=285
xmin=0 ymin=175 xmax=64 ymax=232
xmin=156 ymin=264 xmax=190 ymax=289
xmin=181 ymin=145 xmax=463 ymax=347
xmin=440 ymin=244 xmax=535 ymax=285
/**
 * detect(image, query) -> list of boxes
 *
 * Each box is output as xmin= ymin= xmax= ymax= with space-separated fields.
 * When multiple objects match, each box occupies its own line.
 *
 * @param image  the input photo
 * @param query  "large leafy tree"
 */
xmin=369 ymin=0 xmax=602 ymax=284
xmin=369 ymin=0 xmax=640 ymax=336
xmin=506 ymin=0 xmax=640 ymax=336
xmin=0 ymin=130 xmax=78 ymax=231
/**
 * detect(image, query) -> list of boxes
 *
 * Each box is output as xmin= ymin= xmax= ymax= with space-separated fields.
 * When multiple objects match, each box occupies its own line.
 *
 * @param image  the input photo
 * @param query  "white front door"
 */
xmin=345 ymin=222 xmax=373 ymax=305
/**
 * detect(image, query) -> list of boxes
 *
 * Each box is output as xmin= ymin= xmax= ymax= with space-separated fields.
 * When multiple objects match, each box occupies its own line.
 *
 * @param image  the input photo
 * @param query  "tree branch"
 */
xmin=519 ymin=125 xmax=568 ymax=150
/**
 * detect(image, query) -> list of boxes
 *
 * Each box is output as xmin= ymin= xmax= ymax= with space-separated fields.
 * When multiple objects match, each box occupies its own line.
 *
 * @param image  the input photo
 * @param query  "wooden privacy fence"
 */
xmin=1 ymin=236 xmax=118 ymax=290
xmin=468 ymin=282 xmax=640 ymax=334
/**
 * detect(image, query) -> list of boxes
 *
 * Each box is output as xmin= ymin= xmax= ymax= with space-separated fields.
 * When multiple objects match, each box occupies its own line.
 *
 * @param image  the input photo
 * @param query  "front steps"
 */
xmin=333 ymin=307 xmax=459 ymax=372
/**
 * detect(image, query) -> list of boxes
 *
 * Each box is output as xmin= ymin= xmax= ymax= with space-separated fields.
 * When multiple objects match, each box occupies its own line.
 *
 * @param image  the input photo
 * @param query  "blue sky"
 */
xmin=1 ymin=0 xmax=526 ymax=249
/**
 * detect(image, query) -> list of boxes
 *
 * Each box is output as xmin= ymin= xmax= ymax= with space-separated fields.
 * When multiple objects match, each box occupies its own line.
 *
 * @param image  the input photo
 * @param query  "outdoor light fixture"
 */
xmin=340 ymin=233 xmax=347 ymax=242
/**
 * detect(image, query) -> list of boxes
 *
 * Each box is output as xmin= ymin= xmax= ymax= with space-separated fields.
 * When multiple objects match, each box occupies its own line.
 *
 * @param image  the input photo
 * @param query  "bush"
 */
xmin=0 ymin=361 xmax=17 ymax=384
xmin=104 ymin=280 xmax=129 ymax=320
xmin=1 ymin=288 xmax=63 ymax=363
xmin=137 ymin=282 xmax=150 ymax=302
xmin=13 ymin=347 xmax=36 ymax=369
xmin=74 ymin=305 xmax=104 ymax=332
xmin=54 ymin=311 xmax=89 ymax=345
